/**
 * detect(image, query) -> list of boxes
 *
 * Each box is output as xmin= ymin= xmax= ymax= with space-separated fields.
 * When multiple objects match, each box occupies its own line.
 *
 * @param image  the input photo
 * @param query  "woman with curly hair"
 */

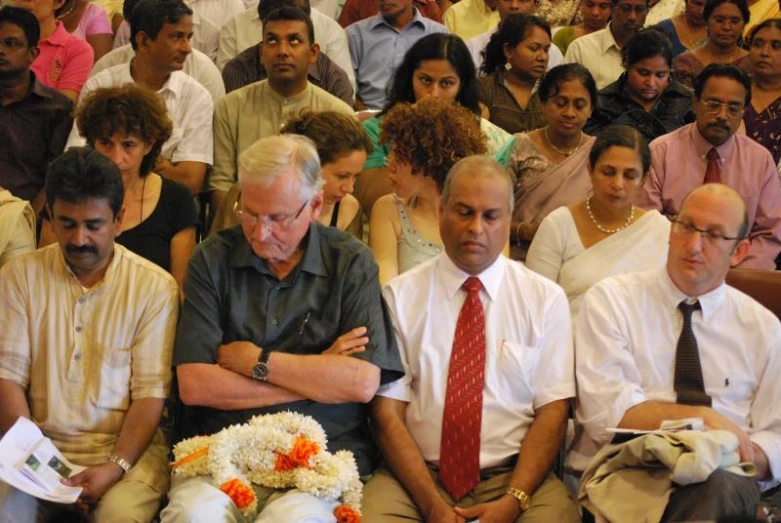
xmin=40 ymin=84 xmax=197 ymax=293
xmin=369 ymin=97 xmax=488 ymax=284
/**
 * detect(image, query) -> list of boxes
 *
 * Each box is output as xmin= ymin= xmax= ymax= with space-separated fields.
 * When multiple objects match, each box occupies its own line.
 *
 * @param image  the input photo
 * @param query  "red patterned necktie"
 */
xmin=439 ymin=276 xmax=486 ymax=501
xmin=704 ymin=148 xmax=721 ymax=184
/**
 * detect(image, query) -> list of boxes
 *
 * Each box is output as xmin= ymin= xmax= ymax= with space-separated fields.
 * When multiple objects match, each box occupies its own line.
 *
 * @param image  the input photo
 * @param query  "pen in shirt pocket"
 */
xmin=299 ymin=312 xmax=311 ymax=335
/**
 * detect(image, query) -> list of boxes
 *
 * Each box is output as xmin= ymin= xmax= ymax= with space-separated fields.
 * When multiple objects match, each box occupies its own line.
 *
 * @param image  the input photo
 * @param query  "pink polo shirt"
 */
xmin=31 ymin=22 xmax=94 ymax=92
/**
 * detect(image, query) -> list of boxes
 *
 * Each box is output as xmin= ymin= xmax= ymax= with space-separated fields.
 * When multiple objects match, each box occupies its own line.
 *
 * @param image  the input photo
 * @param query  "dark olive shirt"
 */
xmin=0 ymin=73 xmax=73 ymax=202
xmin=174 ymin=223 xmax=404 ymax=475
xmin=221 ymin=44 xmax=354 ymax=106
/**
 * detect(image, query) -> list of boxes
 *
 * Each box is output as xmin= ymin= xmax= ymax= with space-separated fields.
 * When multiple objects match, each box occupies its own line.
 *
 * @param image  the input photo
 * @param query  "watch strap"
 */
xmin=105 ymin=455 xmax=131 ymax=475
xmin=506 ymin=486 xmax=531 ymax=512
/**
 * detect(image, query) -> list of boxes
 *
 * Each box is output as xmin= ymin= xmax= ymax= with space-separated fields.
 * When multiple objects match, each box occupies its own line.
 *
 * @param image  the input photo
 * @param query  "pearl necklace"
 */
xmin=586 ymin=196 xmax=635 ymax=234
xmin=544 ymin=127 xmax=584 ymax=157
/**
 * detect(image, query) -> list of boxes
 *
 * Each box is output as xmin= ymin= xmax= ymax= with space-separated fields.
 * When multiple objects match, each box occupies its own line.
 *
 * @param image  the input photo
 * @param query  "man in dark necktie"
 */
xmin=637 ymin=63 xmax=781 ymax=270
xmin=363 ymin=156 xmax=579 ymax=522
xmin=576 ymin=183 xmax=781 ymax=520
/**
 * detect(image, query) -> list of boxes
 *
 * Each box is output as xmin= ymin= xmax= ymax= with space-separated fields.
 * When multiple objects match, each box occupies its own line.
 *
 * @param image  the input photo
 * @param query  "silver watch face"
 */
xmin=252 ymin=361 xmax=269 ymax=381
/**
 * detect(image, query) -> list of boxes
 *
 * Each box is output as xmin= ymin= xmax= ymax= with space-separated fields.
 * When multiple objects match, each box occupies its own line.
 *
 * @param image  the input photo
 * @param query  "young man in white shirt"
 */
xmin=364 ymin=156 xmax=579 ymax=522
xmin=575 ymin=183 xmax=781 ymax=520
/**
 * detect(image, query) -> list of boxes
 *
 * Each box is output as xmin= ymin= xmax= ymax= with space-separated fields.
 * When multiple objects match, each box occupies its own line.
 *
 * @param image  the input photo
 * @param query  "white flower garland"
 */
xmin=172 ymin=412 xmax=362 ymax=521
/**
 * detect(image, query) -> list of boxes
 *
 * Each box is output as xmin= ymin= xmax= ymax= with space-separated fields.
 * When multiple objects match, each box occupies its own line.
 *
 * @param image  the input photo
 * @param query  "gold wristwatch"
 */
xmin=506 ymin=487 xmax=531 ymax=512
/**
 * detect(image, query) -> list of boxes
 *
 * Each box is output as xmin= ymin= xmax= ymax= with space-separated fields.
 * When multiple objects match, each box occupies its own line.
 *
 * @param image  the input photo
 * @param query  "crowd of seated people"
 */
xmin=3 ymin=0 xmax=781 ymax=520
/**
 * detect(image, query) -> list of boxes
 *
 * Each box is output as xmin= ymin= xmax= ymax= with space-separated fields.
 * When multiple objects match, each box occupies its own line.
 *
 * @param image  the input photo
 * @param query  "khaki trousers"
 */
xmin=361 ymin=467 xmax=579 ymax=522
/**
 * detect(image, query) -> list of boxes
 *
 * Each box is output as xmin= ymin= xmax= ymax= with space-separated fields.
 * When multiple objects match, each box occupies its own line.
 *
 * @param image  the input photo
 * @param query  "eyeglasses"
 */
xmin=670 ymin=218 xmax=743 ymax=244
xmin=700 ymin=98 xmax=745 ymax=117
xmin=0 ymin=38 xmax=28 ymax=50
xmin=234 ymin=197 xmax=310 ymax=230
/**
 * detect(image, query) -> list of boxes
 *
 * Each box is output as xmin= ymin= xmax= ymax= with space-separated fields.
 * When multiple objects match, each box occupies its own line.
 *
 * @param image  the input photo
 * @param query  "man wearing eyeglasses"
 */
xmin=638 ymin=62 xmax=781 ymax=270
xmin=575 ymin=183 xmax=781 ymax=521
xmin=0 ymin=5 xmax=72 ymax=213
xmin=163 ymin=134 xmax=404 ymax=521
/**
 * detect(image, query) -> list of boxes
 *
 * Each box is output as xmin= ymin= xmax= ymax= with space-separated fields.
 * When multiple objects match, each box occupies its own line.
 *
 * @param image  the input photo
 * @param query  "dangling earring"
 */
xmin=505 ymin=62 xmax=512 ymax=71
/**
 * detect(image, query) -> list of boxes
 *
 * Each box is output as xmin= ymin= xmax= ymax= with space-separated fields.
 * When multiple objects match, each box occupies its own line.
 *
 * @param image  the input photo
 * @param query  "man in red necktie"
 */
xmin=363 ymin=156 xmax=578 ymax=522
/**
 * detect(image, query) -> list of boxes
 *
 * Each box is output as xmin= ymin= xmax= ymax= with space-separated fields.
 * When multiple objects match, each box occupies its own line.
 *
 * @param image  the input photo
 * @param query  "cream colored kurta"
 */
xmin=0 ymin=244 xmax=179 ymax=491
xmin=0 ymin=190 xmax=35 ymax=268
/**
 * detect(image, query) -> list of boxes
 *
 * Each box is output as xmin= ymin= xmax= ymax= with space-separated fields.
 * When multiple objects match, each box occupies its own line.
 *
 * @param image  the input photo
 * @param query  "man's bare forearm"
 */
xmin=113 ymin=397 xmax=165 ymax=466
xmin=0 ymin=379 xmax=31 ymax=435
xmin=619 ymin=401 xmax=709 ymax=431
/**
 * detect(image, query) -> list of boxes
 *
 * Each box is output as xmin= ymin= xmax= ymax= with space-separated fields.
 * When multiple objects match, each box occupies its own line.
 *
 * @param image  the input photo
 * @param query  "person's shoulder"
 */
xmin=309 ymin=83 xmax=354 ymax=113
xmin=724 ymin=284 xmax=781 ymax=327
xmin=316 ymin=222 xmax=375 ymax=265
xmin=31 ymin=76 xmax=74 ymax=109
xmin=346 ymin=13 xmax=379 ymax=34
xmin=196 ymin=225 xmax=245 ymax=261
xmin=383 ymin=254 xmax=438 ymax=297
xmin=91 ymin=44 xmax=132 ymax=75
xmin=733 ymin=131 xmax=775 ymax=157
xmin=160 ymin=176 xmax=194 ymax=200
xmin=87 ymin=62 xmax=126 ymax=86
xmin=116 ymin=244 xmax=178 ymax=293
xmin=170 ymin=70 xmax=212 ymax=100
xmin=649 ymin=122 xmax=690 ymax=150
xmin=504 ymin=257 xmax=567 ymax=299
xmin=587 ymin=268 xmax=659 ymax=305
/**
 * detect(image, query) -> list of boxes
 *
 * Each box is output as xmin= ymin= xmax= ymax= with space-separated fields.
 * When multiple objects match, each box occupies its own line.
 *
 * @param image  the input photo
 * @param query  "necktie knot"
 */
xmin=706 ymin=148 xmax=719 ymax=162
xmin=678 ymin=300 xmax=701 ymax=318
xmin=463 ymin=276 xmax=482 ymax=296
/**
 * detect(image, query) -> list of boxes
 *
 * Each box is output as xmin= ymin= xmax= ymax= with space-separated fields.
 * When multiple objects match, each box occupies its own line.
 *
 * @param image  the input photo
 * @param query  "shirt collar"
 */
xmin=42 ymin=22 xmax=69 ymax=46
xmin=228 ymin=222 xmax=328 ymax=277
xmin=437 ymin=252 xmax=505 ymax=302
xmin=688 ymin=122 xmax=736 ymax=162
xmin=265 ymin=79 xmax=313 ymax=103
xmin=657 ymin=267 xmax=727 ymax=322
xmin=601 ymin=23 xmax=621 ymax=53
xmin=27 ymin=72 xmax=56 ymax=100
xmin=370 ymin=7 xmax=425 ymax=30
xmin=56 ymin=243 xmax=123 ymax=293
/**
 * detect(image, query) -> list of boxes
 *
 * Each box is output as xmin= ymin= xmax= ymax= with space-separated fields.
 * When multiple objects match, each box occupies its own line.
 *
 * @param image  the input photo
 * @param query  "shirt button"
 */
xmin=74 ymin=353 xmax=81 ymax=361
xmin=75 ymin=326 xmax=83 ymax=332
xmin=271 ymin=318 xmax=279 ymax=326
xmin=78 ymin=297 xmax=86 ymax=304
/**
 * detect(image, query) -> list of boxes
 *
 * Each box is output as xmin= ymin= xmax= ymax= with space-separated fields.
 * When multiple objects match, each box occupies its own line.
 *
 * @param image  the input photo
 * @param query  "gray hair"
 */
xmin=238 ymin=134 xmax=324 ymax=200
xmin=441 ymin=155 xmax=516 ymax=212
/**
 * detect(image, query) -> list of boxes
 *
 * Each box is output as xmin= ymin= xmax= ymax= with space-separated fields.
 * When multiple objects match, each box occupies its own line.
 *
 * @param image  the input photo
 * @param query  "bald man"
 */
xmin=574 ymin=184 xmax=781 ymax=520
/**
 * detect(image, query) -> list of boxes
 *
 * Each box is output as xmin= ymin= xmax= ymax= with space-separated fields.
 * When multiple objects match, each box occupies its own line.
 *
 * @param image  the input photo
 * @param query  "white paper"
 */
xmin=0 ymin=417 xmax=84 ymax=504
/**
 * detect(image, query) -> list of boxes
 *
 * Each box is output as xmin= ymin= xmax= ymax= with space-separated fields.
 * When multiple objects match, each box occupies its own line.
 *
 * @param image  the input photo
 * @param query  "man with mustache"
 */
xmin=564 ymin=0 xmax=648 ymax=88
xmin=363 ymin=156 xmax=579 ymax=522
xmin=0 ymin=147 xmax=179 ymax=521
xmin=575 ymin=183 xmax=781 ymax=520
xmin=638 ymin=63 xmax=781 ymax=269
xmin=65 ymin=0 xmax=214 ymax=197
xmin=210 ymin=5 xmax=353 ymax=212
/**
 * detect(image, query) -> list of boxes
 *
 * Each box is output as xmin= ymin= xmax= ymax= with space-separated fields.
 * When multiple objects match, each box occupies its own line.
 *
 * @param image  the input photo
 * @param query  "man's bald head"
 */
xmin=442 ymin=156 xmax=516 ymax=214
xmin=679 ymin=184 xmax=748 ymax=240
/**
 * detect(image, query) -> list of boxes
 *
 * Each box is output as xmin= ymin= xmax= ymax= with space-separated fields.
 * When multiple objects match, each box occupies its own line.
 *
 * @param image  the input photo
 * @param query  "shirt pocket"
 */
xmin=93 ymin=346 xmax=132 ymax=411
xmin=495 ymin=340 xmax=537 ymax=408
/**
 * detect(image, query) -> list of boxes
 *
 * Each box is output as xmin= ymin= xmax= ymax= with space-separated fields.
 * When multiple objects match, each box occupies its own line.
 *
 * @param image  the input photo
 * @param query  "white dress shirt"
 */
xmin=216 ymin=6 xmax=356 ymax=91
xmin=186 ymin=0 xmax=246 ymax=31
xmin=563 ymin=23 xmax=624 ymax=89
xmin=467 ymin=29 xmax=563 ymax=74
xmin=574 ymin=268 xmax=781 ymax=488
xmin=380 ymin=253 xmax=575 ymax=469
xmin=66 ymin=64 xmax=214 ymax=166
xmin=91 ymin=45 xmax=226 ymax=104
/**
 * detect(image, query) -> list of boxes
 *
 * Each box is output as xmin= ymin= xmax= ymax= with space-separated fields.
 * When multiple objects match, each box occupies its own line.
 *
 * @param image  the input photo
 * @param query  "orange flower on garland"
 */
xmin=334 ymin=504 xmax=361 ymax=523
xmin=220 ymin=478 xmax=256 ymax=510
xmin=274 ymin=437 xmax=320 ymax=471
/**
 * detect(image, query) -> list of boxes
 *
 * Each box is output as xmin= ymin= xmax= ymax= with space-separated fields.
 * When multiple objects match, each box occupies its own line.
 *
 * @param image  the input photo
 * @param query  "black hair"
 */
xmin=622 ymin=28 xmax=673 ymax=68
xmin=382 ymin=33 xmax=481 ymax=116
xmin=45 ymin=148 xmax=125 ymax=218
xmin=539 ymin=63 xmax=599 ymax=108
xmin=703 ymin=0 xmax=749 ymax=23
xmin=481 ymin=13 xmax=551 ymax=76
xmin=589 ymin=125 xmax=651 ymax=173
xmin=130 ymin=0 xmax=193 ymax=51
xmin=261 ymin=6 xmax=315 ymax=45
xmin=122 ymin=0 xmax=142 ymax=24
xmin=694 ymin=62 xmax=752 ymax=107
xmin=747 ymin=17 xmax=781 ymax=44
xmin=0 ymin=5 xmax=40 ymax=47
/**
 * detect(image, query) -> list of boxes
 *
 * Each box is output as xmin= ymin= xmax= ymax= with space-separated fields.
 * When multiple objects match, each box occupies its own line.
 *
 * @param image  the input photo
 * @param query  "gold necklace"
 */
xmin=544 ymin=127 xmax=584 ymax=157
xmin=678 ymin=14 xmax=705 ymax=49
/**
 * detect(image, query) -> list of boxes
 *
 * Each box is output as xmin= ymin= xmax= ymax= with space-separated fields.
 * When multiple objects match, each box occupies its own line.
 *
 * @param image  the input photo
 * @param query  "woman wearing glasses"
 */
xmin=672 ymin=0 xmax=750 ymax=90
xmin=526 ymin=125 xmax=669 ymax=318
xmin=369 ymin=97 xmax=487 ymax=285
xmin=742 ymin=19 xmax=781 ymax=165
xmin=40 ymin=85 xmax=197 ymax=294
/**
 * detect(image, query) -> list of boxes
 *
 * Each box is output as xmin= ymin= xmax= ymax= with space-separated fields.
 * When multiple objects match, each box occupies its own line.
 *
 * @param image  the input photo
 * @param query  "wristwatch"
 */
xmin=252 ymin=349 xmax=271 ymax=381
xmin=105 ymin=455 xmax=131 ymax=476
xmin=506 ymin=487 xmax=531 ymax=512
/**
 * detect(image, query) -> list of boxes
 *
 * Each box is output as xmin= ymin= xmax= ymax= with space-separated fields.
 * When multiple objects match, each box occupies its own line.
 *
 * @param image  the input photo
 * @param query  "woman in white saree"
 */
xmin=526 ymin=125 xmax=670 ymax=317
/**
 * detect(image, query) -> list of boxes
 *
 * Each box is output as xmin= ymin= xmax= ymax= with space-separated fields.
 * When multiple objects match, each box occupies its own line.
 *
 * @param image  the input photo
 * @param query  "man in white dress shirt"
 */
xmin=363 ymin=156 xmax=579 ymax=522
xmin=575 ymin=183 xmax=781 ymax=520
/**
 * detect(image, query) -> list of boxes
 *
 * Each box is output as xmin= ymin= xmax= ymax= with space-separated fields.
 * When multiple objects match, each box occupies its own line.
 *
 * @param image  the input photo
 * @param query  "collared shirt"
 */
xmin=638 ymin=123 xmax=781 ymax=270
xmin=0 ymin=244 xmax=178 ymax=489
xmin=379 ymin=253 xmax=575 ymax=469
xmin=66 ymin=64 xmax=214 ymax=166
xmin=0 ymin=190 xmax=35 ymax=268
xmin=221 ymin=44 xmax=354 ymax=104
xmin=216 ymin=6 xmax=356 ymax=93
xmin=174 ymin=224 xmax=404 ymax=475
xmin=467 ymin=29 xmax=563 ymax=74
xmin=563 ymin=23 xmax=624 ymax=89
xmin=584 ymin=74 xmax=695 ymax=142
xmin=210 ymin=80 xmax=353 ymax=193
xmin=574 ymin=268 xmax=781 ymax=488
xmin=0 ymin=73 xmax=73 ymax=201
xmin=31 ymin=22 xmax=94 ymax=92
xmin=347 ymin=9 xmax=448 ymax=109
xmin=442 ymin=0 xmax=500 ymax=41
xmin=92 ymin=45 xmax=225 ymax=104
xmin=187 ymin=0 xmax=246 ymax=33
xmin=338 ymin=0 xmax=442 ymax=27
